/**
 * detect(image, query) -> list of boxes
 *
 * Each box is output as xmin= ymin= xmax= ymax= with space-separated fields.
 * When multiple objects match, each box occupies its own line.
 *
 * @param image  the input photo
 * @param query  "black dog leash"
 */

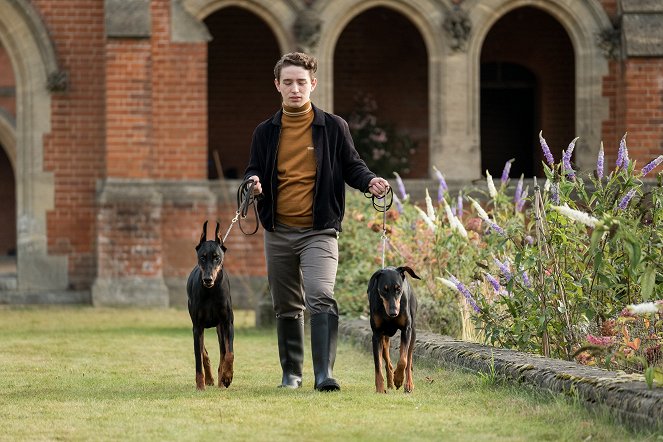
xmin=222 ymin=179 xmax=260 ymax=243
xmin=365 ymin=187 xmax=393 ymax=268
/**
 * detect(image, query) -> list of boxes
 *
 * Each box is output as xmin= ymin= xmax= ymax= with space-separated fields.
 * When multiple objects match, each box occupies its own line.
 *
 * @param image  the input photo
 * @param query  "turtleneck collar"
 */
xmin=282 ymin=100 xmax=313 ymax=117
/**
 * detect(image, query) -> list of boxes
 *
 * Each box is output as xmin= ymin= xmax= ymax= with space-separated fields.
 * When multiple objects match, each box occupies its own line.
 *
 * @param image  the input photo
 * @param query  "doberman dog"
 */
xmin=187 ymin=220 xmax=234 ymax=390
xmin=367 ymin=266 xmax=420 ymax=393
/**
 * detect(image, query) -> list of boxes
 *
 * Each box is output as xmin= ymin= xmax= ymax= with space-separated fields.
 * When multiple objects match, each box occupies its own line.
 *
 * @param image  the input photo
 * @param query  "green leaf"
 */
xmin=639 ymin=264 xmax=656 ymax=301
xmin=623 ymin=239 xmax=641 ymax=273
xmin=653 ymin=367 xmax=663 ymax=387
xmin=645 ymin=366 xmax=654 ymax=389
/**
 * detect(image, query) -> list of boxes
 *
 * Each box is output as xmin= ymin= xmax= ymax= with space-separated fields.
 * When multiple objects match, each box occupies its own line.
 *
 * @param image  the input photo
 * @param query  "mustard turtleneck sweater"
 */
xmin=276 ymin=101 xmax=316 ymax=227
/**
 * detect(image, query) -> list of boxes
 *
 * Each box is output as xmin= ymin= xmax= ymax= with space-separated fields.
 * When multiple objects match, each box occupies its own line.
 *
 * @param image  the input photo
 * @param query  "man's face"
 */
xmin=275 ymin=65 xmax=317 ymax=108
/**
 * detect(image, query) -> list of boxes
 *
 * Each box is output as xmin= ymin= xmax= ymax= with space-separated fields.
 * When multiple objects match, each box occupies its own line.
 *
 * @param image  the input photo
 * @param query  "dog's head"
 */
xmin=368 ymin=266 xmax=420 ymax=317
xmin=195 ymin=220 xmax=226 ymax=288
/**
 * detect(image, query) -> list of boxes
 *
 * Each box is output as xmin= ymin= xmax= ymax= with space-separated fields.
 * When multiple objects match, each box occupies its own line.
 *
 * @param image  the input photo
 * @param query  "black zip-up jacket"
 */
xmin=244 ymin=104 xmax=376 ymax=232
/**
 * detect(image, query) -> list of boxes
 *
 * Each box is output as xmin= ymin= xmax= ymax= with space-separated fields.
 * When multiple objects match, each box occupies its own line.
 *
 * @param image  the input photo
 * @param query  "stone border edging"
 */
xmin=340 ymin=319 xmax=663 ymax=431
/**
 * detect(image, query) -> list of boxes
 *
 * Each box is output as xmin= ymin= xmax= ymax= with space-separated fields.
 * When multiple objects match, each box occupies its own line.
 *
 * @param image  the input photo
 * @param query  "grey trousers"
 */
xmin=264 ymin=224 xmax=339 ymax=319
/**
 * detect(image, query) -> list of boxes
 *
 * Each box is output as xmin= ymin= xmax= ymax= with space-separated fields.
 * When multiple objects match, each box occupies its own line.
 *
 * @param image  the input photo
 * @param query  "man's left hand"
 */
xmin=368 ymin=177 xmax=390 ymax=197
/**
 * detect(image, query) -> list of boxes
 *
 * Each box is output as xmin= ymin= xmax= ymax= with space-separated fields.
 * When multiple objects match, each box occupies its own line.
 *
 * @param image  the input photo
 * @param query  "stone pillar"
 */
xmin=92 ymin=180 xmax=168 ymax=307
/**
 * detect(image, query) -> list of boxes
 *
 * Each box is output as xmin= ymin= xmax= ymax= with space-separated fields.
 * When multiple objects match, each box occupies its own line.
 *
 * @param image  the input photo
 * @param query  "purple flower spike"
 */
xmin=494 ymin=257 xmax=512 ymax=282
xmin=393 ymin=172 xmax=407 ymax=200
xmin=501 ymin=159 xmax=514 ymax=185
xmin=485 ymin=273 xmax=501 ymax=294
xmin=551 ymin=182 xmax=560 ymax=205
xmin=514 ymin=174 xmax=523 ymax=203
xmin=539 ymin=131 xmax=554 ymax=166
xmin=457 ymin=193 xmax=463 ymax=219
xmin=449 ymin=274 xmax=480 ymax=313
xmin=521 ymin=270 xmax=532 ymax=288
xmin=641 ymin=155 xmax=663 ymax=177
xmin=488 ymin=220 xmax=506 ymax=236
xmin=597 ymin=142 xmax=605 ymax=180
xmin=516 ymin=185 xmax=528 ymax=212
xmin=616 ymin=132 xmax=629 ymax=169
xmin=618 ymin=188 xmax=637 ymax=210
xmin=393 ymin=193 xmax=403 ymax=213
xmin=433 ymin=166 xmax=448 ymax=203
xmin=562 ymin=137 xmax=579 ymax=178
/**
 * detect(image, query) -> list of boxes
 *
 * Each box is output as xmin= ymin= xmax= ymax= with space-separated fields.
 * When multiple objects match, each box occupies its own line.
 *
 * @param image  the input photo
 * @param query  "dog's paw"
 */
xmin=393 ymin=372 xmax=404 ymax=389
xmin=196 ymin=373 xmax=206 ymax=390
xmin=220 ymin=374 xmax=233 ymax=388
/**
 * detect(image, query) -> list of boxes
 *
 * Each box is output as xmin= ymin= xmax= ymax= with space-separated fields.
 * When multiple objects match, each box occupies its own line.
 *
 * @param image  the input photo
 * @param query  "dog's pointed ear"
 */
xmin=367 ymin=269 xmax=382 ymax=295
xmin=196 ymin=220 xmax=208 ymax=250
xmin=397 ymin=266 xmax=421 ymax=280
xmin=215 ymin=221 xmax=221 ymax=244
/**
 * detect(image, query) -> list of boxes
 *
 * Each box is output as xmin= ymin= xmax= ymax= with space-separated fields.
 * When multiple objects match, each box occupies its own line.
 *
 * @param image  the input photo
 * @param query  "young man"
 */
xmin=244 ymin=52 xmax=389 ymax=391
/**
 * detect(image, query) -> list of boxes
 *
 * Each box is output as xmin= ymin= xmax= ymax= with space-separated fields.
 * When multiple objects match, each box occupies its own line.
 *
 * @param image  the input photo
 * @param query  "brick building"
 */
xmin=0 ymin=0 xmax=661 ymax=306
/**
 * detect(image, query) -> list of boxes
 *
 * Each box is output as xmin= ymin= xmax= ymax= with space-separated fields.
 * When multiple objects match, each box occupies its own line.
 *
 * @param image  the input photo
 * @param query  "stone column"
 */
xmin=92 ymin=180 xmax=168 ymax=307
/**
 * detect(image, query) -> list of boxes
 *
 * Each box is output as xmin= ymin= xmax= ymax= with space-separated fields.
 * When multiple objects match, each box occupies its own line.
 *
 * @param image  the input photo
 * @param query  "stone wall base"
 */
xmin=91 ymin=277 xmax=169 ymax=307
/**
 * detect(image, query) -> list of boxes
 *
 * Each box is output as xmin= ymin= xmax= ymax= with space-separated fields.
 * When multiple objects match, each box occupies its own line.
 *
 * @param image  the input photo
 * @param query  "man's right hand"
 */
xmin=247 ymin=175 xmax=263 ymax=195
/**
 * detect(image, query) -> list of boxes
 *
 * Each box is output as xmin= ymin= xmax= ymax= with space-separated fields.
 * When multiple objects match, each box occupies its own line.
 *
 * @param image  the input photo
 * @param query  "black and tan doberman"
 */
xmin=367 ymin=266 xmax=420 ymax=393
xmin=187 ymin=220 xmax=234 ymax=390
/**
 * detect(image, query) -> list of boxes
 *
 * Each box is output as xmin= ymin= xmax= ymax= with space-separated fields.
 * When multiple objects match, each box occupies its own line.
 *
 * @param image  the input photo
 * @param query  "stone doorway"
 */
xmin=480 ymin=6 xmax=575 ymax=177
xmin=480 ymin=62 xmax=537 ymax=178
xmin=333 ymin=6 xmax=428 ymax=178
xmin=205 ymin=6 xmax=281 ymax=180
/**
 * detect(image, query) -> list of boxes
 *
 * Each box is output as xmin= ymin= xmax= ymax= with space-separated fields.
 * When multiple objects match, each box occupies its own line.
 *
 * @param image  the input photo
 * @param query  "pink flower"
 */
xmin=586 ymin=334 xmax=615 ymax=347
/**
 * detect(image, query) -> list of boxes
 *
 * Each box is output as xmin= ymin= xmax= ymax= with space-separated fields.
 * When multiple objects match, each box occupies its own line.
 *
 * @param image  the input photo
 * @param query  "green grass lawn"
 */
xmin=0 ymin=306 xmax=655 ymax=441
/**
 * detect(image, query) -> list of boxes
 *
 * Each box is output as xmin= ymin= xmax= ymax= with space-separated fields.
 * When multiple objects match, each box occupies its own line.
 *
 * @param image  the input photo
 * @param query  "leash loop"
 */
xmin=222 ymin=179 xmax=260 ymax=243
xmin=364 ymin=187 xmax=393 ymax=268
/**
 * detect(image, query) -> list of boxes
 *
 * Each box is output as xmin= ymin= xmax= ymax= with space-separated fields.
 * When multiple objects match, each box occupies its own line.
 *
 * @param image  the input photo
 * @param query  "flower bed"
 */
xmin=337 ymin=133 xmax=663 ymax=387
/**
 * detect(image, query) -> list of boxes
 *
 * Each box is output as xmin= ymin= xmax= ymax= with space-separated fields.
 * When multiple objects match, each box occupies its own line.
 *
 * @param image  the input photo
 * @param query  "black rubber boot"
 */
xmin=276 ymin=316 xmax=304 ymax=388
xmin=310 ymin=313 xmax=341 ymax=392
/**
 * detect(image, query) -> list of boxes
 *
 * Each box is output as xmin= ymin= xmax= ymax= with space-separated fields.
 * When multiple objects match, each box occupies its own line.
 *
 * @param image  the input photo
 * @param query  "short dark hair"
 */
xmin=274 ymin=52 xmax=317 ymax=81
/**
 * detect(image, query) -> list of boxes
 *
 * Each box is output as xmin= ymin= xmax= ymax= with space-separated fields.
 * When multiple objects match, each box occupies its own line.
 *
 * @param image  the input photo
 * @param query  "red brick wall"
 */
xmin=334 ymin=7 xmax=429 ymax=178
xmin=35 ymin=0 xmax=106 ymax=289
xmin=602 ymin=59 xmax=663 ymax=175
xmin=151 ymin=0 xmax=208 ymax=180
xmin=602 ymin=60 xmax=626 ymax=168
xmin=599 ymin=0 xmax=619 ymax=20
xmin=619 ymin=59 xmax=663 ymax=175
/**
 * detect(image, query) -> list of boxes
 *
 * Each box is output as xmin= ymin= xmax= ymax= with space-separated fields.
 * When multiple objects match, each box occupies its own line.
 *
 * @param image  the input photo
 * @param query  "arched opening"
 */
xmin=0 ymin=143 xmax=16 ymax=288
xmin=334 ymin=6 xmax=428 ymax=178
xmin=0 ymin=145 xmax=15 ymax=256
xmin=480 ymin=6 xmax=574 ymax=177
xmin=481 ymin=62 xmax=537 ymax=178
xmin=0 ymin=42 xmax=17 ymax=288
xmin=205 ymin=7 xmax=281 ymax=179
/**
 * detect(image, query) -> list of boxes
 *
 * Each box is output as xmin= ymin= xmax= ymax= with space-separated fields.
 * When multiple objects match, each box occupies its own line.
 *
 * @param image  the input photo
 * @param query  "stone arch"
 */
xmin=178 ymin=0 xmax=292 ymax=51
xmin=468 ymin=0 xmax=611 ymax=173
xmin=317 ymin=0 xmax=447 ymax=177
xmin=0 ymin=0 xmax=68 ymax=291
